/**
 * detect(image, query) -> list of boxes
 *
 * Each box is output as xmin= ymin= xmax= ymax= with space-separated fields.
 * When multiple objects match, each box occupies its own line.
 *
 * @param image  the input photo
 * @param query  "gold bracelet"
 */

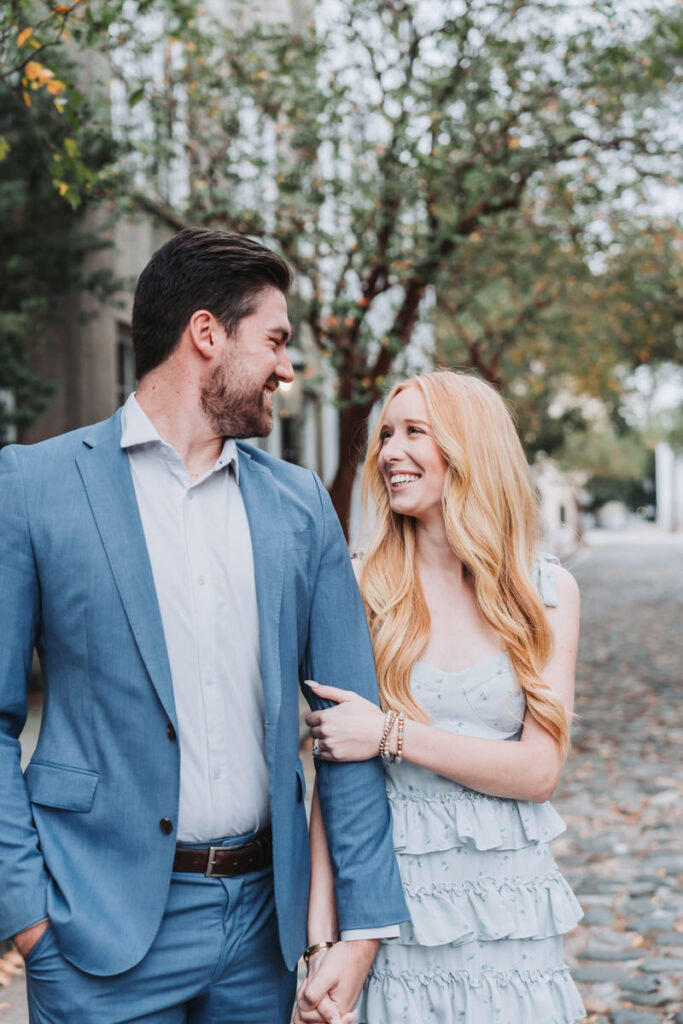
xmin=303 ymin=940 xmax=335 ymax=965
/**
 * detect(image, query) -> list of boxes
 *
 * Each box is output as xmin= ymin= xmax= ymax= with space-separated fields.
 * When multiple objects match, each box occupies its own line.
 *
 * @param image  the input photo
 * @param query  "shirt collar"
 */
xmin=120 ymin=393 xmax=239 ymax=483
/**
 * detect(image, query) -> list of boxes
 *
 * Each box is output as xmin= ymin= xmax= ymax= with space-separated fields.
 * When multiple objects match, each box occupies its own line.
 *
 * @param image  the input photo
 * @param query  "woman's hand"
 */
xmin=305 ymin=682 xmax=385 ymax=762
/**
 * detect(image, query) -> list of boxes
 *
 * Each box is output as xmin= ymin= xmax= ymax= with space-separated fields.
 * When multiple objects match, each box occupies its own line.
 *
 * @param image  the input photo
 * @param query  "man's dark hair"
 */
xmin=131 ymin=228 xmax=293 ymax=379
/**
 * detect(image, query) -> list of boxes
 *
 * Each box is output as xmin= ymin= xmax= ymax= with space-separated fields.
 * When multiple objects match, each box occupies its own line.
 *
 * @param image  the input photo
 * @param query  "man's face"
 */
xmin=200 ymin=286 xmax=294 ymax=438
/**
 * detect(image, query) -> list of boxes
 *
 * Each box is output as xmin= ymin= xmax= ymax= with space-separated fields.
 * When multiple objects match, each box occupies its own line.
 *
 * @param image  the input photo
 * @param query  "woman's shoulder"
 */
xmin=551 ymin=562 xmax=580 ymax=610
xmin=533 ymin=552 xmax=580 ymax=610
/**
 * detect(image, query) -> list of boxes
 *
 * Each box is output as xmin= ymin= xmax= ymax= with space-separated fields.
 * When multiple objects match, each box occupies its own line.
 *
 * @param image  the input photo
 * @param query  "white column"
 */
xmin=656 ymin=442 xmax=674 ymax=531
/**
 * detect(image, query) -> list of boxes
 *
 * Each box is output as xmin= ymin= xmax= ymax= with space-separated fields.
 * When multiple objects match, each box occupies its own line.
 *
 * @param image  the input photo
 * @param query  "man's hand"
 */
xmin=295 ymin=939 xmax=378 ymax=1024
xmin=13 ymin=919 xmax=49 ymax=960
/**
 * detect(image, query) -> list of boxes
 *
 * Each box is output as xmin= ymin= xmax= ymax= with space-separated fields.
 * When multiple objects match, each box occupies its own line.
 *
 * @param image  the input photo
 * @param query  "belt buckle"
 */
xmin=205 ymin=846 xmax=222 ymax=877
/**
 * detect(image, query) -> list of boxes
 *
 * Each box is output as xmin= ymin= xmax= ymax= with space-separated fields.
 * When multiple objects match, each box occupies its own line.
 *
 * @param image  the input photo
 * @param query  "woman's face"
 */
xmin=378 ymin=387 xmax=447 ymax=522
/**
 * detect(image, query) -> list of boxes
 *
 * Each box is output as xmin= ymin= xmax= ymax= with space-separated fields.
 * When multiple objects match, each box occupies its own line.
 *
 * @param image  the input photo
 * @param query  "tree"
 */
xmin=559 ymin=421 xmax=653 ymax=511
xmin=0 ymin=19 xmax=121 ymax=442
xmin=434 ymin=206 xmax=682 ymax=457
xmin=0 ymin=0 xmax=112 ymax=206
xmin=104 ymin=0 xmax=681 ymax=531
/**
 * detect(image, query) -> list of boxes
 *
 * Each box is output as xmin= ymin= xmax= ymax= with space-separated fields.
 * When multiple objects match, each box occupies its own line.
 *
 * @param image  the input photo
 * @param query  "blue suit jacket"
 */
xmin=0 ymin=410 xmax=407 ymax=975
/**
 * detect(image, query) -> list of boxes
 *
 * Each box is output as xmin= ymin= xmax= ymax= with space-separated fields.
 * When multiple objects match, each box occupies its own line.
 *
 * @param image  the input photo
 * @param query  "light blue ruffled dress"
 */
xmin=359 ymin=557 xmax=586 ymax=1023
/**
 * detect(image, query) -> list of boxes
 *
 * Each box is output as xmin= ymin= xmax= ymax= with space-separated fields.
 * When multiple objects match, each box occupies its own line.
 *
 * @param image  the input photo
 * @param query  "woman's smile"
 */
xmin=389 ymin=471 xmax=422 ymax=489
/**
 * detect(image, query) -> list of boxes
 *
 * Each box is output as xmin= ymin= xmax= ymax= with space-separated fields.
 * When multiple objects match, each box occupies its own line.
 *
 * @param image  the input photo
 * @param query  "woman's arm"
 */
xmin=307 ymin=566 xmax=580 ymax=804
xmin=307 ymin=781 xmax=339 ymax=947
xmin=292 ymin=783 xmax=359 ymax=1024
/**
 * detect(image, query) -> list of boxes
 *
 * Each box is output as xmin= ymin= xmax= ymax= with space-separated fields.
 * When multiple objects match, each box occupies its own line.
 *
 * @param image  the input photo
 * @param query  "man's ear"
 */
xmin=188 ymin=310 xmax=222 ymax=360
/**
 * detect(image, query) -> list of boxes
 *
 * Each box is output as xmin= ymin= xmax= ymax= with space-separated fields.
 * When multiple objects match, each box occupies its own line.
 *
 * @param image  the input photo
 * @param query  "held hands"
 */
xmin=293 ymin=948 xmax=356 ymax=1024
xmin=294 ymin=940 xmax=379 ymax=1024
xmin=305 ymin=682 xmax=384 ymax=762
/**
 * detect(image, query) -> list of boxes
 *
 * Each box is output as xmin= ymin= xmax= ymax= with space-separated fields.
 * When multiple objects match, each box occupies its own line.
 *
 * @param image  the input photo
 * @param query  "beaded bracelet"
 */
xmin=379 ymin=711 xmax=397 ymax=762
xmin=392 ymin=712 xmax=405 ymax=764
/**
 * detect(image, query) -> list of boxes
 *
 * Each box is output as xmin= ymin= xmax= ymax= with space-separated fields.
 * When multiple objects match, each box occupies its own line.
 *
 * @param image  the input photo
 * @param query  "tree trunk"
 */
xmin=328 ymin=401 xmax=373 ymax=540
xmin=326 ymin=279 xmax=428 ymax=536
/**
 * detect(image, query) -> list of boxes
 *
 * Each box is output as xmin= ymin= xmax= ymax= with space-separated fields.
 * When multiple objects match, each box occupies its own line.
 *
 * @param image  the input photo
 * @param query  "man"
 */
xmin=0 ymin=228 xmax=407 ymax=1023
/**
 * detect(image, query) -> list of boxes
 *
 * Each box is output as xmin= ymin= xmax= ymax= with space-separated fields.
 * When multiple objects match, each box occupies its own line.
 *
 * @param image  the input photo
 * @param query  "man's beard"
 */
xmin=200 ymin=355 xmax=276 ymax=438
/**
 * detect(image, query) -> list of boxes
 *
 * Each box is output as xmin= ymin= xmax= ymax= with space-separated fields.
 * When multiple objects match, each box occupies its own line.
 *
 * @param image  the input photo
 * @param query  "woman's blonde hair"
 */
xmin=359 ymin=369 xmax=570 ymax=753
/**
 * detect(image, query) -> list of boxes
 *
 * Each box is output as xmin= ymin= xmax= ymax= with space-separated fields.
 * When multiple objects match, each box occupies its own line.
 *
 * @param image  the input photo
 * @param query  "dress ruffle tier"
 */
xmin=399 ymin=869 xmax=583 ymax=947
xmin=388 ymin=784 xmax=567 ymax=854
xmin=364 ymin=961 xmax=585 ymax=1024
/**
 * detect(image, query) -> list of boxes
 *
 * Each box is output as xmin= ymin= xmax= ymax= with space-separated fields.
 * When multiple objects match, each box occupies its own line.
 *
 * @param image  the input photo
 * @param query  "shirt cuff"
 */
xmin=340 ymin=925 xmax=401 ymax=941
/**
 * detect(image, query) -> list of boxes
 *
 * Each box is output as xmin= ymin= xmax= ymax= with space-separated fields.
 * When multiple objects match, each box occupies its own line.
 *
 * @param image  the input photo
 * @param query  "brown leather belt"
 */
xmin=173 ymin=827 xmax=272 ymax=877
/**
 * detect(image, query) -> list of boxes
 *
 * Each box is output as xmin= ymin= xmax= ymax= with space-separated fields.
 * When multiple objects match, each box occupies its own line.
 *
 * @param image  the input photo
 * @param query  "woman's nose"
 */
xmin=383 ymin=433 xmax=406 ymax=461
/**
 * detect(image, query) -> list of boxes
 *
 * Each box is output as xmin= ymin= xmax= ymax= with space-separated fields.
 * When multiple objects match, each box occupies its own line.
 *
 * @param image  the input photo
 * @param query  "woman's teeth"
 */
xmin=391 ymin=474 xmax=420 ymax=487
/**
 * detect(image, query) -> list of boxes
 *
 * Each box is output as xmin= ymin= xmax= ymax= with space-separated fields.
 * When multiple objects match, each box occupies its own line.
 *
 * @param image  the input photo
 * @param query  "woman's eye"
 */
xmin=379 ymin=430 xmax=391 ymax=443
xmin=407 ymin=425 xmax=424 ymax=434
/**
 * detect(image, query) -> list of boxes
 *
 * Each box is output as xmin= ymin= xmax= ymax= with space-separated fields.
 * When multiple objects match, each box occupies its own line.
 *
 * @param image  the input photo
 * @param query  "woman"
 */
xmin=297 ymin=371 xmax=585 ymax=1024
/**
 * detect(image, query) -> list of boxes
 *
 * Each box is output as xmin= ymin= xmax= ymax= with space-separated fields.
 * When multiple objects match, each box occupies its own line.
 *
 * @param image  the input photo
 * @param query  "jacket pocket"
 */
xmin=286 ymin=527 xmax=313 ymax=551
xmin=25 ymin=761 xmax=99 ymax=812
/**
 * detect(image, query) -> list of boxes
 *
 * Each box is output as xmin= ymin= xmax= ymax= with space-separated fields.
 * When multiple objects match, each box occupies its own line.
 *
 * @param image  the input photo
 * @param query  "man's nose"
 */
xmin=277 ymin=349 xmax=295 ymax=384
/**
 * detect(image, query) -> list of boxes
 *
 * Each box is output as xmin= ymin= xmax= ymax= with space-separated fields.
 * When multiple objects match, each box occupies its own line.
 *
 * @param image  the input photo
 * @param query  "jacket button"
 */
xmin=166 ymin=723 xmax=176 ymax=741
xmin=159 ymin=818 xmax=173 ymax=835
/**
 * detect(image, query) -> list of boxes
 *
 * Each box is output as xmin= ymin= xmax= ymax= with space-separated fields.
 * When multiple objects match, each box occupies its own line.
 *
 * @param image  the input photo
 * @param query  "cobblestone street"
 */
xmin=2 ymin=529 xmax=682 ymax=1023
xmin=554 ymin=530 xmax=683 ymax=1024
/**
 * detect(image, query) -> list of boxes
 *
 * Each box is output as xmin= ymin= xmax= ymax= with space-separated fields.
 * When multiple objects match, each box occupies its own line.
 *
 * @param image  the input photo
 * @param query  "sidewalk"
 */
xmin=555 ymin=531 xmax=683 ymax=1023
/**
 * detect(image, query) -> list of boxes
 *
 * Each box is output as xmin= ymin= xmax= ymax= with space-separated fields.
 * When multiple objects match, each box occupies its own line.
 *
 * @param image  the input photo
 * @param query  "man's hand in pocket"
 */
xmin=13 ymin=920 xmax=49 ymax=959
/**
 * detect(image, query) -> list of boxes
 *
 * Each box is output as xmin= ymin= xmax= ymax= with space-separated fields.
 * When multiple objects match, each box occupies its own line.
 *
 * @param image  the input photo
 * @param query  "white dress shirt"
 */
xmin=121 ymin=394 xmax=269 ymax=841
xmin=120 ymin=394 xmax=399 ymax=941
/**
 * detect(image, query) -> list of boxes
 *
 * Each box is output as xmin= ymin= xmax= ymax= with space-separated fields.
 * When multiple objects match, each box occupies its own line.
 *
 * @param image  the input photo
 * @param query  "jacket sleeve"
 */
xmin=0 ymin=446 xmax=49 ymax=940
xmin=302 ymin=473 xmax=408 ymax=933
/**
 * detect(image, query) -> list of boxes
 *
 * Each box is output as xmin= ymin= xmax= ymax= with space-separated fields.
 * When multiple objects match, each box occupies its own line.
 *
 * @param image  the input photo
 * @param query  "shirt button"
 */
xmin=166 ymin=723 xmax=176 ymax=741
xmin=159 ymin=818 xmax=173 ymax=835
xmin=206 ymin=677 xmax=214 ymax=687
xmin=197 ymin=575 xmax=206 ymax=586
xmin=214 ymin=768 xmax=221 ymax=780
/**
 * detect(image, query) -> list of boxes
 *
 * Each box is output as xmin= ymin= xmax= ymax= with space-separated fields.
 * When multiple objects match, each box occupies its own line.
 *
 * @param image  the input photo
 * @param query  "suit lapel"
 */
xmin=237 ymin=446 xmax=286 ymax=745
xmin=75 ymin=412 xmax=177 ymax=727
